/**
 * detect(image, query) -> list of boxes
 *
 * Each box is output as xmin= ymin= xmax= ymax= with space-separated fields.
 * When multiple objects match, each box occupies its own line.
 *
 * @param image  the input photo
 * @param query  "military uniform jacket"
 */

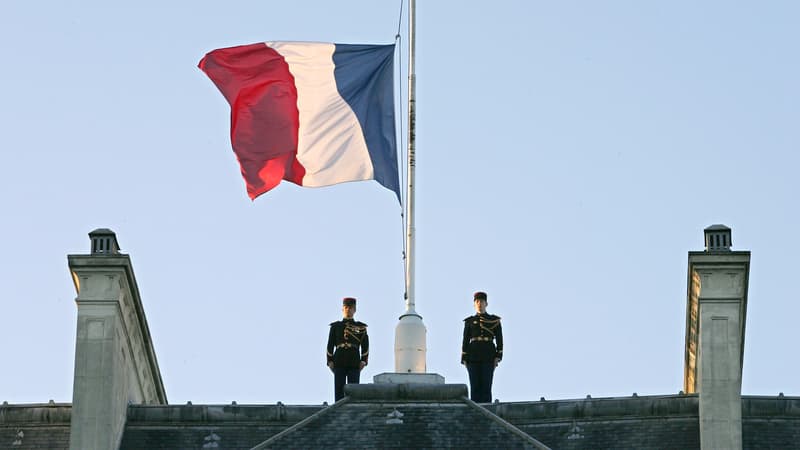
xmin=327 ymin=319 xmax=369 ymax=369
xmin=461 ymin=313 xmax=503 ymax=364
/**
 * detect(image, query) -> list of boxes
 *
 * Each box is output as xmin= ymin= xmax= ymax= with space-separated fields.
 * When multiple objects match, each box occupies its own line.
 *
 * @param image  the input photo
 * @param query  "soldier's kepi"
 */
xmin=461 ymin=291 xmax=503 ymax=403
xmin=326 ymin=297 xmax=369 ymax=402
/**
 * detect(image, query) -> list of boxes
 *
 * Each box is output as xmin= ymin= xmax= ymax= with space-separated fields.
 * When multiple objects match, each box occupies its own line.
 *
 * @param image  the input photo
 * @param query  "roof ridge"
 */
xmin=461 ymin=397 xmax=551 ymax=450
xmin=250 ymin=398 xmax=349 ymax=450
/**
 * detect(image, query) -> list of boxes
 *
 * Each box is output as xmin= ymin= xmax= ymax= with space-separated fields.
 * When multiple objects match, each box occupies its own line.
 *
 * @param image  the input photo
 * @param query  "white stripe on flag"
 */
xmin=266 ymin=42 xmax=374 ymax=187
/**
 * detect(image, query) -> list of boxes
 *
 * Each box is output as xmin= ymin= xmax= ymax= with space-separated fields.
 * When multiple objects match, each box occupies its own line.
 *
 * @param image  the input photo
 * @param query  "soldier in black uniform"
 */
xmin=326 ymin=297 xmax=369 ymax=402
xmin=461 ymin=291 xmax=503 ymax=403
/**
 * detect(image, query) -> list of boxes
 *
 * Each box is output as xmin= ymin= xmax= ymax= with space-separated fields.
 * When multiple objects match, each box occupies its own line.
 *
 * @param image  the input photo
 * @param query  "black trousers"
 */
xmin=466 ymin=361 xmax=495 ymax=403
xmin=333 ymin=366 xmax=361 ymax=401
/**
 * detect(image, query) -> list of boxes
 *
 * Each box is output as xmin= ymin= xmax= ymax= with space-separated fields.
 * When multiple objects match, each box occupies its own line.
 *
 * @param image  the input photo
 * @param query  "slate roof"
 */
xmin=0 ymin=403 xmax=71 ymax=450
xmin=5 ymin=393 xmax=799 ymax=449
xmin=251 ymin=384 xmax=548 ymax=450
xmin=487 ymin=394 xmax=800 ymax=450
xmin=742 ymin=396 xmax=800 ymax=450
xmin=487 ymin=394 xmax=701 ymax=450
xmin=119 ymin=403 xmax=323 ymax=450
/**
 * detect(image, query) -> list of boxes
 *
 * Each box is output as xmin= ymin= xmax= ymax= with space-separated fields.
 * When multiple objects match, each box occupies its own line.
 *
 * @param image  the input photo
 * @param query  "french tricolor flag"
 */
xmin=199 ymin=42 xmax=400 ymax=202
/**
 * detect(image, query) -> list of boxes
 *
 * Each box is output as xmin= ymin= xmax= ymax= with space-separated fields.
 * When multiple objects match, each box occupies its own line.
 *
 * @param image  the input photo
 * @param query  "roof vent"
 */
xmin=704 ymin=224 xmax=732 ymax=252
xmin=386 ymin=408 xmax=404 ymax=425
xmin=89 ymin=228 xmax=120 ymax=255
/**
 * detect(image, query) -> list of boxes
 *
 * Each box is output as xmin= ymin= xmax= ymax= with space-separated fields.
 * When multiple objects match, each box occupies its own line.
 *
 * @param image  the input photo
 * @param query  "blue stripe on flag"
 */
xmin=332 ymin=44 xmax=400 ymax=202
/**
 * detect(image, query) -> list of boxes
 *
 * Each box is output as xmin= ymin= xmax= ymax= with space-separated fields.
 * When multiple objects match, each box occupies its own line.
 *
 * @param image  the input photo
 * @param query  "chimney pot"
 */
xmin=704 ymin=224 xmax=732 ymax=252
xmin=88 ymin=228 xmax=120 ymax=255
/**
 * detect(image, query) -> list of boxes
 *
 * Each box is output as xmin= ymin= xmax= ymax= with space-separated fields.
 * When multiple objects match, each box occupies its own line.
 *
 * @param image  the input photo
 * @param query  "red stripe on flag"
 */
xmin=199 ymin=43 xmax=305 ymax=199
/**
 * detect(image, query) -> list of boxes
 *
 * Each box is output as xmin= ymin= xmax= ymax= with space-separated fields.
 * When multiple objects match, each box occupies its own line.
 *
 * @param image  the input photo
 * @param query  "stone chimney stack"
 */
xmin=684 ymin=225 xmax=750 ymax=450
xmin=68 ymin=229 xmax=166 ymax=450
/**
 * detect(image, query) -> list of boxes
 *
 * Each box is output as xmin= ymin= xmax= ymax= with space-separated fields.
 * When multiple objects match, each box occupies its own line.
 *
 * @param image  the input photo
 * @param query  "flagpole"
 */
xmin=394 ymin=0 xmax=427 ymax=373
xmin=405 ymin=0 xmax=417 ymax=316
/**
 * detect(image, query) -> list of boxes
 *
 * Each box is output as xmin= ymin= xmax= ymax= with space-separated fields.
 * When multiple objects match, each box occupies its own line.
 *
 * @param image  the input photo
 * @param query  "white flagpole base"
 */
xmin=394 ymin=313 xmax=427 ymax=373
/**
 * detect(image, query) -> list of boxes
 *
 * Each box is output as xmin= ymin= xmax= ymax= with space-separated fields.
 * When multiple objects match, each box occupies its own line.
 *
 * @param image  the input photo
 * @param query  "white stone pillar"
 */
xmin=684 ymin=225 xmax=749 ymax=450
xmin=68 ymin=229 xmax=166 ymax=450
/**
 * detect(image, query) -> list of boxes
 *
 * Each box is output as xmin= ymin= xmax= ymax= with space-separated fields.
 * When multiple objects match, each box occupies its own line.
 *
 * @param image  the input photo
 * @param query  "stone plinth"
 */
xmin=345 ymin=383 xmax=466 ymax=400
xmin=373 ymin=372 xmax=445 ymax=384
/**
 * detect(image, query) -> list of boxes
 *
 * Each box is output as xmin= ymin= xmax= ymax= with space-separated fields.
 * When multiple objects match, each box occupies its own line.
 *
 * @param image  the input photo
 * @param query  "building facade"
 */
xmin=1 ymin=227 xmax=798 ymax=449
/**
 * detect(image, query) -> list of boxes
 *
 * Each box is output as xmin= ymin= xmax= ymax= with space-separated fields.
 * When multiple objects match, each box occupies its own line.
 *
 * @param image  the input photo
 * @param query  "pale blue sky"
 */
xmin=1 ymin=1 xmax=798 ymax=405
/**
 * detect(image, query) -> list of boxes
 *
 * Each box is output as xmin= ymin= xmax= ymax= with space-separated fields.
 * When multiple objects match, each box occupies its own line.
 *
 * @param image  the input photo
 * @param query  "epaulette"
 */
xmin=355 ymin=321 xmax=368 ymax=327
xmin=463 ymin=316 xmax=474 ymax=322
xmin=330 ymin=321 xmax=341 ymax=326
